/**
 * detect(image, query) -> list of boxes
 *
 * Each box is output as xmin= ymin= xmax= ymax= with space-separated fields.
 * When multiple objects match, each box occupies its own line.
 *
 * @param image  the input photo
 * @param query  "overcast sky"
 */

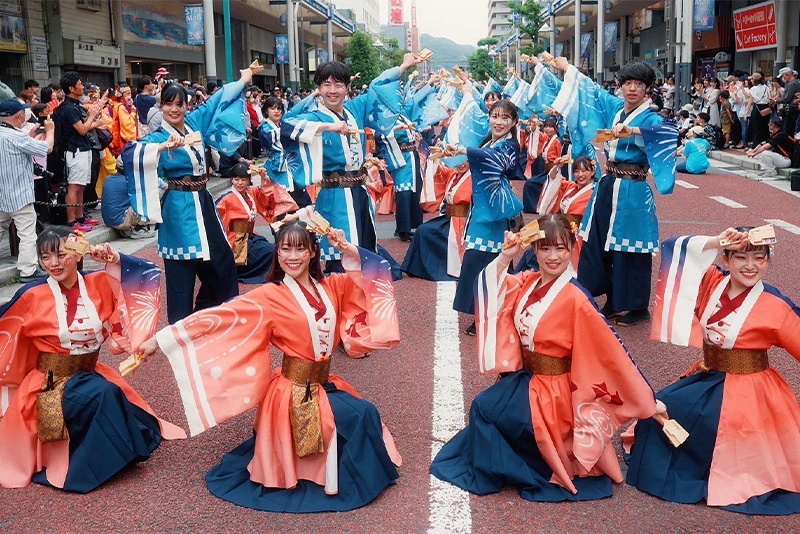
xmin=378 ymin=0 xmax=488 ymax=47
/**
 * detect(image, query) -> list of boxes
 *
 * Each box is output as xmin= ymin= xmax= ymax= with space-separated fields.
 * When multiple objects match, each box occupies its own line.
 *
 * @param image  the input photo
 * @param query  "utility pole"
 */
xmin=223 ymin=0 xmax=233 ymax=82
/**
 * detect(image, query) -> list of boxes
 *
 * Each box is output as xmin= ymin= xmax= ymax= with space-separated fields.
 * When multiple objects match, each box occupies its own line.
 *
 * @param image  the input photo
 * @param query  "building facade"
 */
xmin=488 ymin=0 xmax=512 ymax=40
xmin=335 ymin=0 xmax=380 ymax=34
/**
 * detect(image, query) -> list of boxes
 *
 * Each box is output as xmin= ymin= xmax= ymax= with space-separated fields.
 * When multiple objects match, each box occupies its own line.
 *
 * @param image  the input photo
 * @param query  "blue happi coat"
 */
xmin=258 ymin=119 xmax=308 ymax=193
xmin=463 ymin=135 xmax=523 ymax=253
xmin=122 ymin=80 xmax=246 ymax=260
xmin=282 ymin=67 xmax=403 ymax=260
xmin=550 ymin=65 xmax=678 ymax=254
xmin=442 ymin=92 xmax=491 ymax=168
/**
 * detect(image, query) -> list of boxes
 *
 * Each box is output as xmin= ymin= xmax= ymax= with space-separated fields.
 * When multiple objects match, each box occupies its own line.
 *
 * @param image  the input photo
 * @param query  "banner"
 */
xmin=603 ymin=21 xmax=618 ymax=52
xmin=390 ymin=0 xmax=403 ymax=25
xmin=276 ymin=35 xmax=289 ymax=65
xmin=184 ymin=4 xmax=204 ymax=45
xmin=122 ymin=0 xmax=200 ymax=50
xmin=0 ymin=12 xmax=26 ymax=52
xmin=733 ymin=1 xmax=777 ymax=52
xmin=555 ymin=42 xmax=564 ymax=58
xmin=580 ymin=32 xmax=593 ymax=59
xmin=701 ymin=58 xmax=716 ymax=79
xmin=319 ymin=49 xmax=329 ymax=64
xmin=693 ymin=0 xmax=715 ymax=31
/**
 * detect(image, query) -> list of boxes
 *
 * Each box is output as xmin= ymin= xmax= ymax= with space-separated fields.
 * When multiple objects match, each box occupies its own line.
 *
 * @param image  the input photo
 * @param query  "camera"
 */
xmin=33 ymin=163 xmax=54 ymax=181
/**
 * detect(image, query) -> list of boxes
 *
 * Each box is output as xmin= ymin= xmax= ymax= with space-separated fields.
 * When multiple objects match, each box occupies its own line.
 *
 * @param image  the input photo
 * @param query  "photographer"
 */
xmin=775 ymin=67 xmax=800 ymax=137
xmin=0 ymin=99 xmax=54 ymax=282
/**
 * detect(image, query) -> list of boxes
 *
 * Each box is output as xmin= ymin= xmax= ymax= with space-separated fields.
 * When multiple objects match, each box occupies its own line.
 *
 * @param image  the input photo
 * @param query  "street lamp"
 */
xmin=373 ymin=38 xmax=385 ymax=62
xmin=489 ymin=48 xmax=498 ymax=74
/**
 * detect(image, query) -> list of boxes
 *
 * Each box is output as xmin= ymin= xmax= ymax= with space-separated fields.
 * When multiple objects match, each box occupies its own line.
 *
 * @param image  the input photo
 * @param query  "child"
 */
xmin=719 ymin=90 xmax=734 ymax=147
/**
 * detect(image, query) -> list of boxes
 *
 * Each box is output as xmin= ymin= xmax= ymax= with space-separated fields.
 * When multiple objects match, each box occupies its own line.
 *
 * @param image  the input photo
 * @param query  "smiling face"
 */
xmin=39 ymin=239 xmax=78 ymax=286
xmin=489 ymin=107 xmax=516 ymax=139
xmin=162 ymin=94 xmax=187 ymax=128
xmin=534 ymin=240 xmax=572 ymax=282
xmin=484 ymin=93 xmax=500 ymax=108
xmin=277 ymin=238 xmax=312 ymax=280
xmin=267 ymin=104 xmax=283 ymax=123
xmin=722 ymin=249 xmax=769 ymax=292
xmin=319 ymin=77 xmax=348 ymax=111
xmin=231 ymin=176 xmax=250 ymax=194
xmin=573 ymin=163 xmax=593 ymax=188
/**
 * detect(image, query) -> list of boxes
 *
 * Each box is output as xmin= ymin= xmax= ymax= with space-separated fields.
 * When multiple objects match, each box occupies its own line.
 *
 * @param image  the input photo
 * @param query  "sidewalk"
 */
xmin=708 ymin=147 xmax=798 ymax=180
xmin=0 ymin=176 xmax=233 ymax=288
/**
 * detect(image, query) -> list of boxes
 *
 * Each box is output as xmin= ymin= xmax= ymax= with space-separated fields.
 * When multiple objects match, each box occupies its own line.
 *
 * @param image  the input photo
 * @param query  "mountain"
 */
xmin=420 ymin=34 xmax=476 ymax=70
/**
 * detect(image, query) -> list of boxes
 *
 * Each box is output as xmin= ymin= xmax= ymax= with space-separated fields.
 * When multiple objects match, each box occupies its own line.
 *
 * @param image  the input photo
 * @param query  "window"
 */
xmin=77 ymin=0 xmax=102 ymax=11
xmin=252 ymin=51 xmax=275 ymax=66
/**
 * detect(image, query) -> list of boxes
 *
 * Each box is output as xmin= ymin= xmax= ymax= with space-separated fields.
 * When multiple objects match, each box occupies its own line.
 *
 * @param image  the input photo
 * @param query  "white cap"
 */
xmin=778 ymin=66 xmax=793 ymax=77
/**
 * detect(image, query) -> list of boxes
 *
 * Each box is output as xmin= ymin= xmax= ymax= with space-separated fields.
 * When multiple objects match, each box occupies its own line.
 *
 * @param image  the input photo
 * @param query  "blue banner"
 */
xmin=184 ymin=4 xmax=204 ymax=45
xmin=693 ymin=0 xmax=715 ymax=31
xmin=604 ymin=21 xmax=618 ymax=52
xmin=555 ymin=42 xmax=564 ymax=58
xmin=580 ymin=32 xmax=593 ymax=59
xmin=319 ymin=49 xmax=329 ymax=64
xmin=276 ymin=35 xmax=289 ymax=65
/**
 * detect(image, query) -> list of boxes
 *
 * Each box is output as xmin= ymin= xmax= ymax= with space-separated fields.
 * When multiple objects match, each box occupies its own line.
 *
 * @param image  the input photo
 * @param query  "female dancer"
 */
xmin=0 ymin=226 xmax=184 ymax=492
xmin=215 ymin=162 xmax=298 ymax=284
xmin=140 ymin=221 xmax=401 ymax=513
xmin=123 ymin=66 xmax=256 ymax=323
xmin=446 ymin=99 xmax=524 ymax=335
xmin=430 ymin=214 xmax=657 ymax=501
xmin=626 ymin=227 xmax=800 ymax=515
xmin=522 ymin=117 xmax=562 ymax=213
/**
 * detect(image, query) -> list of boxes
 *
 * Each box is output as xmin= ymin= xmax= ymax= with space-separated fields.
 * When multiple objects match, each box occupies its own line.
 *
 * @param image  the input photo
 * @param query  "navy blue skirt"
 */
xmin=522 ymin=172 xmax=548 ymax=214
xmin=401 ymin=215 xmax=455 ymax=282
xmin=430 ymin=370 xmax=612 ymax=502
xmin=32 ymin=372 xmax=162 ymax=493
xmin=238 ymin=234 xmax=275 ymax=284
xmin=626 ymin=370 xmax=800 ymax=515
xmin=205 ymin=383 xmax=399 ymax=513
xmin=453 ymin=249 xmax=497 ymax=315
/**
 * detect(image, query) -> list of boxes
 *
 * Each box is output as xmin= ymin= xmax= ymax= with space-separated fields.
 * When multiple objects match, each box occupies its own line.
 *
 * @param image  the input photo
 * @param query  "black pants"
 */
xmin=163 ymin=206 xmax=239 ymax=323
xmin=82 ymin=149 xmax=102 ymax=205
xmin=394 ymin=152 xmax=424 ymax=234
xmin=577 ymin=175 xmax=652 ymax=313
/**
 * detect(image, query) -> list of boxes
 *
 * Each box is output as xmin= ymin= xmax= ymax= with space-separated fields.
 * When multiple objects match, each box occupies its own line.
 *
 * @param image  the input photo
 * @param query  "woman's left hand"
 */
xmin=328 ymin=228 xmax=350 ymax=252
xmin=88 ymin=243 xmax=119 ymax=264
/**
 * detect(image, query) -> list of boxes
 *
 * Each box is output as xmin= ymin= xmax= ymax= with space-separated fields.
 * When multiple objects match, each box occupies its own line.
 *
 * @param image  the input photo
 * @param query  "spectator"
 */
xmin=146 ymin=92 xmax=163 ymax=134
xmin=703 ymin=77 xmax=721 ymax=127
xmin=719 ymin=90 xmax=734 ymax=147
xmin=207 ymin=81 xmax=218 ymax=95
xmin=0 ymin=99 xmax=54 ymax=282
xmin=748 ymin=72 xmax=772 ymax=146
xmin=662 ymin=76 xmax=675 ymax=116
xmin=110 ymin=86 xmax=137 ymax=156
xmin=776 ymin=67 xmax=800 ymax=137
xmin=746 ymin=117 xmax=794 ymax=176
xmin=677 ymin=131 xmax=712 ymax=174
xmin=23 ymin=79 xmax=39 ymax=96
xmin=0 ymin=77 xmax=14 ymax=104
xmin=59 ymin=71 xmax=104 ymax=231
xmin=43 ymin=83 xmax=62 ymax=113
xmin=134 ymin=75 xmax=159 ymax=138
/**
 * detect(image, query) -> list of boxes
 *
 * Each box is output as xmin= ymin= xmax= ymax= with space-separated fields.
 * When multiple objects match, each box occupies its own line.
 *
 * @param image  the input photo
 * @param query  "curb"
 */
xmin=708 ymin=149 xmax=762 ymax=170
xmin=0 ymin=177 xmax=232 ymax=288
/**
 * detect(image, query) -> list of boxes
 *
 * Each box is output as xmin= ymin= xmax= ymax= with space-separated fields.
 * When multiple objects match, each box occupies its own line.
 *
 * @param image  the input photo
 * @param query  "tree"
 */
xmin=345 ymin=30 xmax=380 ymax=85
xmin=468 ymin=49 xmax=504 ymax=83
xmin=378 ymin=36 xmax=406 ymax=73
xmin=477 ymin=37 xmax=499 ymax=50
xmin=507 ymin=0 xmax=546 ymax=41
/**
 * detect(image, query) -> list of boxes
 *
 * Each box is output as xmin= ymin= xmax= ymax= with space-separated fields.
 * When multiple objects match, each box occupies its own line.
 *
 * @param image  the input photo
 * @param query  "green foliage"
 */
xmin=379 ymin=36 xmax=406 ymax=72
xmin=468 ymin=48 xmax=505 ymax=83
xmin=520 ymin=43 xmax=545 ymax=57
xmin=507 ymin=0 xmax=546 ymax=41
xmin=477 ymin=37 xmax=499 ymax=49
xmin=345 ymin=30 xmax=380 ymax=85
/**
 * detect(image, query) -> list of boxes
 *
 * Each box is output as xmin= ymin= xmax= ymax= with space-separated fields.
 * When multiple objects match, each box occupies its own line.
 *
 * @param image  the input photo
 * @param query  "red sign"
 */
xmin=411 ymin=0 xmax=417 ymax=29
xmin=733 ymin=0 xmax=777 ymax=52
xmin=389 ymin=0 xmax=404 ymax=25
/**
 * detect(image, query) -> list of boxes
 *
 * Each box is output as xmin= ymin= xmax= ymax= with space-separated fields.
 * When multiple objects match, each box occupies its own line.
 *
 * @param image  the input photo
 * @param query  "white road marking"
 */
xmin=764 ymin=218 xmax=800 ymax=236
xmin=709 ymin=196 xmax=747 ymax=208
xmin=428 ymin=282 xmax=471 ymax=534
xmin=675 ymin=179 xmax=699 ymax=189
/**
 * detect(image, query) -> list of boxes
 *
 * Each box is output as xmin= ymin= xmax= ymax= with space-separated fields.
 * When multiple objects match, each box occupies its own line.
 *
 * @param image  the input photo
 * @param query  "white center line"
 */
xmin=764 ymin=218 xmax=800 ymax=235
xmin=428 ymin=282 xmax=471 ymax=534
xmin=709 ymin=196 xmax=747 ymax=208
xmin=675 ymin=179 xmax=699 ymax=189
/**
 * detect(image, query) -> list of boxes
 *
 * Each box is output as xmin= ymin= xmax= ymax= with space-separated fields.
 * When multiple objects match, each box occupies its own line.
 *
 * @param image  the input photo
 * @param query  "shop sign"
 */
xmin=734 ymin=1 xmax=777 ymax=52
xmin=275 ymin=35 xmax=289 ymax=65
xmin=0 ymin=1 xmax=21 ymax=15
xmin=74 ymin=41 xmax=121 ymax=68
xmin=184 ymin=5 xmax=204 ymax=45
xmin=389 ymin=0 xmax=403 ymax=26
xmin=33 ymin=61 xmax=49 ymax=72
xmin=0 ymin=12 xmax=26 ymax=52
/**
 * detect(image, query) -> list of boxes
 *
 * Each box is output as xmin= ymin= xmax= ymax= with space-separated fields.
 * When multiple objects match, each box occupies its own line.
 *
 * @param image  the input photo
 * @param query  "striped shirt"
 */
xmin=0 ymin=124 xmax=49 ymax=212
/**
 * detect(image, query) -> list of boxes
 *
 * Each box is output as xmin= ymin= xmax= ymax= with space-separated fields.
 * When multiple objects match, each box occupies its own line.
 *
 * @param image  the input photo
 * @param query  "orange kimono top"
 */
xmin=476 ymin=259 xmax=656 ymax=494
xmin=652 ymin=235 xmax=800 ymax=506
xmin=537 ymin=168 xmax=595 ymax=219
xmin=419 ymin=158 xmax=452 ymax=213
xmin=111 ymin=102 xmax=137 ymax=156
xmin=215 ymin=182 xmax=297 ymax=250
xmin=0 ymin=258 xmax=185 ymax=489
xmin=156 ymin=248 xmax=401 ymax=494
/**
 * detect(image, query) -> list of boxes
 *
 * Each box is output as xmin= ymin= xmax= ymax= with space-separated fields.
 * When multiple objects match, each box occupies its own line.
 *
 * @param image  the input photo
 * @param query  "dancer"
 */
xmin=140 ymin=221 xmax=401 ymax=513
xmin=0 ymin=226 xmax=184 ymax=492
xmin=431 ymin=215 xmax=657 ymax=501
xmin=626 ymin=227 xmax=800 ymax=515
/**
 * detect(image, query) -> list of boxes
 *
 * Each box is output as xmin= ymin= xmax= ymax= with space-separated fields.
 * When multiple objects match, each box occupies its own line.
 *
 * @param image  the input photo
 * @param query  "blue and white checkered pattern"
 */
xmin=464 ymin=236 xmax=501 ymax=253
xmin=394 ymin=183 xmax=414 ymax=192
xmin=321 ymin=246 xmax=342 ymax=261
xmin=607 ymin=236 xmax=658 ymax=254
xmin=159 ymin=245 xmax=203 ymax=260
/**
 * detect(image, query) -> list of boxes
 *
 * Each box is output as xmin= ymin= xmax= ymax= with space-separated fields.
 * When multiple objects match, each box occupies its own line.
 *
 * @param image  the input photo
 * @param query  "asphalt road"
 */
xmin=2 ymin=163 xmax=800 ymax=533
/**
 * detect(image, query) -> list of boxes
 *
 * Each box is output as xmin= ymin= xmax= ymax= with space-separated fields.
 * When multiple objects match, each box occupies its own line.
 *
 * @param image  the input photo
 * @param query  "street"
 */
xmin=2 ymin=162 xmax=800 ymax=533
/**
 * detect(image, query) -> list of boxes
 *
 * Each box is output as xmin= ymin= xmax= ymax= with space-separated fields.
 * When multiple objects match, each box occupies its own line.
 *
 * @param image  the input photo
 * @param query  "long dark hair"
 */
xmin=480 ymin=99 xmax=519 ymax=148
xmin=36 ymin=226 xmax=72 ymax=257
xmin=267 ymin=221 xmax=324 ymax=283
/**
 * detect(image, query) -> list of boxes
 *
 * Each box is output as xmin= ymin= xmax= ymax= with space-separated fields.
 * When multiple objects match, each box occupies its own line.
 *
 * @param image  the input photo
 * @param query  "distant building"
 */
xmin=379 ymin=23 xmax=419 ymax=54
xmin=488 ymin=0 xmax=512 ymax=40
xmin=336 ymin=0 xmax=380 ymax=35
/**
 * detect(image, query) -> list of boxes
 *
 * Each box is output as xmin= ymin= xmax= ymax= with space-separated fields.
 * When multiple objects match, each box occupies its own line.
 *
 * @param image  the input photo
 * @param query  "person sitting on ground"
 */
xmin=677 ymin=130 xmax=712 ymax=175
xmin=745 ymin=117 xmax=795 ymax=176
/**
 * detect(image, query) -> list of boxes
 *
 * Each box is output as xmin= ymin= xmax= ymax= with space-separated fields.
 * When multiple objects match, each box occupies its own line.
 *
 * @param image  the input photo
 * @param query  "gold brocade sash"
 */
xmin=230 ymin=221 xmax=255 ymax=266
xmin=281 ymin=355 xmax=331 ymax=458
xmin=35 ymin=351 xmax=99 ymax=443
xmin=702 ymin=344 xmax=768 ymax=374
xmin=446 ymin=204 xmax=469 ymax=217
xmin=522 ymin=349 xmax=572 ymax=376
